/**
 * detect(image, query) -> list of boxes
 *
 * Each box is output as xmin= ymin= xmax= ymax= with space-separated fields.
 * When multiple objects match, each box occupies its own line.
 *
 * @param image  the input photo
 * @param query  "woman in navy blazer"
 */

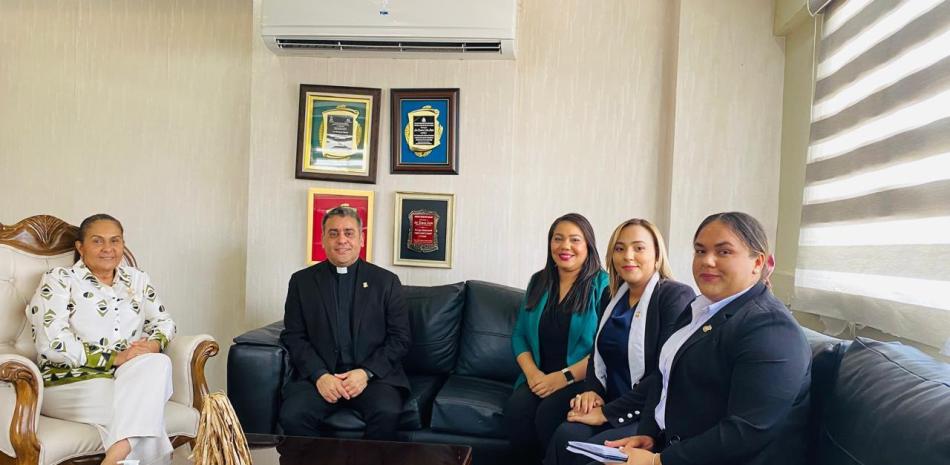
xmin=545 ymin=219 xmax=694 ymax=465
xmin=606 ymin=212 xmax=811 ymax=465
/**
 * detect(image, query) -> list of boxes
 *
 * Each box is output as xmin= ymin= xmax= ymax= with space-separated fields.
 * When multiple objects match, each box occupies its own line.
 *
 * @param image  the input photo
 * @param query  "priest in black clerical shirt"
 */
xmin=279 ymin=206 xmax=411 ymax=440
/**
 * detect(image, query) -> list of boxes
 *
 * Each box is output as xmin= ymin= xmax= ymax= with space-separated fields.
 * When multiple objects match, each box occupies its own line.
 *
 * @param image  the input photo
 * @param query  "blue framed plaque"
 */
xmin=390 ymin=88 xmax=459 ymax=175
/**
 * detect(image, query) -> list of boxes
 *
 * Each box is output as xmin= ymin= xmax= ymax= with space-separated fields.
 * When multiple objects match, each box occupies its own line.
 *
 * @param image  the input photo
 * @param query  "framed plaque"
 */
xmin=393 ymin=192 xmax=455 ymax=268
xmin=390 ymin=88 xmax=459 ymax=175
xmin=307 ymin=187 xmax=375 ymax=264
xmin=296 ymin=85 xmax=381 ymax=183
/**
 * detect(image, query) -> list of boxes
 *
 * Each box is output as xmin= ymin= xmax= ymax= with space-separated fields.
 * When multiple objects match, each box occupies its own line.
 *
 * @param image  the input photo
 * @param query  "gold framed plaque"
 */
xmin=296 ymin=84 xmax=381 ymax=184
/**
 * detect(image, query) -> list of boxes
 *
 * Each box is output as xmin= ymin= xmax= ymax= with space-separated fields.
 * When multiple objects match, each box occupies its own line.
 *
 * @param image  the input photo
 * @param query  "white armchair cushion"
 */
xmin=165 ymin=402 xmax=199 ymax=438
xmin=0 ymin=247 xmax=71 ymax=361
xmin=34 ymin=402 xmax=198 ymax=465
xmin=164 ymin=334 xmax=215 ymax=407
xmin=35 ymin=416 xmax=101 ymax=465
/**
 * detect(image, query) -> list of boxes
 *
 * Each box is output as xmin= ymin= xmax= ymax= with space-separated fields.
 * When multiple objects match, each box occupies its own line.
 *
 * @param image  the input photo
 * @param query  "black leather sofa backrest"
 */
xmin=229 ymin=320 xmax=289 ymax=434
xmin=402 ymin=282 xmax=466 ymax=375
xmin=802 ymin=328 xmax=850 ymax=410
xmin=802 ymin=327 xmax=848 ymax=464
xmin=454 ymin=280 xmax=523 ymax=383
xmin=817 ymin=337 xmax=950 ymax=465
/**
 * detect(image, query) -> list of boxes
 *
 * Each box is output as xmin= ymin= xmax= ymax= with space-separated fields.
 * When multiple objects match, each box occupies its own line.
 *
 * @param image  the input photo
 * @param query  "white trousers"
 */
xmin=42 ymin=353 xmax=174 ymax=465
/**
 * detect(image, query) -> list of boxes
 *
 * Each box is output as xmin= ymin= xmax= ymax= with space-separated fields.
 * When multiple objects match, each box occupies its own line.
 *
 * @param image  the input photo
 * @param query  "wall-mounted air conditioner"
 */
xmin=261 ymin=0 xmax=516 ymax=59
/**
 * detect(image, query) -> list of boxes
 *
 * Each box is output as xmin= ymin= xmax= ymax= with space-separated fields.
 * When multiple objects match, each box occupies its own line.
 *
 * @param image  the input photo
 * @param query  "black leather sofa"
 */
xmin=228 ymin=280 xmax=950 ymax=465
xmin=228 ymin=281 xmax=525 ymax=464
xmin=805 ymin=332 xmax=950 ymax=465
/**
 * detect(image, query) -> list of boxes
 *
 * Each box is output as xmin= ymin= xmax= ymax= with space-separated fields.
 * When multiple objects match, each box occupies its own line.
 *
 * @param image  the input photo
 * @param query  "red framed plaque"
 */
xmin=307 ymin=187 xmax=375 ymax=264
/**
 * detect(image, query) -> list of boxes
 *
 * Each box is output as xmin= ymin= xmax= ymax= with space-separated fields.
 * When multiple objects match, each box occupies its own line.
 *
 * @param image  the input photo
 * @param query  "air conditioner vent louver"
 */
xmin=275 ymin=39 xmax=503 ymax=54
xmin=262 ymin=0 xmax=515 ymax=59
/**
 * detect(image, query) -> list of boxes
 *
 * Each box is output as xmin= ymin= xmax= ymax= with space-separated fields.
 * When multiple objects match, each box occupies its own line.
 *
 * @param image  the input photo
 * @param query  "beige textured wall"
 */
xmin=666 ymin=0 xmax=786 ymax=283
xmin=0 ymin=0 xmax=252 ymax=390
xmin=507 ymin=0 xmax=679 ymax=286
xmin=245 ymin=0 xmax=785 ymax=326
xmin=0 ymin=0 xmax=788 ymax=377
xmin=244 ymin=0 xmax=680 ymax=327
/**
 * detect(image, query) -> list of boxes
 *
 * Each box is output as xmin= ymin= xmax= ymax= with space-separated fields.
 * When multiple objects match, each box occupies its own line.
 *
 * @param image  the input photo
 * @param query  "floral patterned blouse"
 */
xmin=26 ymin=261 xmax=176 ymax=386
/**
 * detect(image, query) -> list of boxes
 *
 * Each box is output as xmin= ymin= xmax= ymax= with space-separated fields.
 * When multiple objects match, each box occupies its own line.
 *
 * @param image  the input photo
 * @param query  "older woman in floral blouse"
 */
xmin=26 ymin=214 xmax=176 ymax=465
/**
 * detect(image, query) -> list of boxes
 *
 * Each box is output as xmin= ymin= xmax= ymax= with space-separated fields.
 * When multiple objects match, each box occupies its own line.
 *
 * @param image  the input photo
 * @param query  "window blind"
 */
xmin=793 ymin=0 xmax=950 ymax=354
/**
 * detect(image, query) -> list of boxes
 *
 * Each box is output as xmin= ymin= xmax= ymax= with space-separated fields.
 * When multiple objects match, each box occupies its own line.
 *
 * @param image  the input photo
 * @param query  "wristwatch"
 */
xmin=561 ymin=368 xmax=575 ymax=384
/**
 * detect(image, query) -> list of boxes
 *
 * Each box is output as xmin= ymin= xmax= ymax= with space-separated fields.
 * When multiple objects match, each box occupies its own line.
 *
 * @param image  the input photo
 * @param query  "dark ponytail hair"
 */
xmin=74 ymin=214 xmax=124 ymax=263
xmin=525 ymin=213 xmax=603 ymax=314
xmin=694 ymin=211 xmax=769 ymax=283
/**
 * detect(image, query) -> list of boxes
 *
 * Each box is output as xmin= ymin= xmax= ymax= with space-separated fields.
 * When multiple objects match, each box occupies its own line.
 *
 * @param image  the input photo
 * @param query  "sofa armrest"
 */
xmin=228 ymin=321 xmax=288 ymax=434
xmin=233 ymin=321 xmax=284 ymax=346
xmin=165 ymin=335 xmax=219 ymax=412
xmin=0 ymin=354 xmax=42 ymax=465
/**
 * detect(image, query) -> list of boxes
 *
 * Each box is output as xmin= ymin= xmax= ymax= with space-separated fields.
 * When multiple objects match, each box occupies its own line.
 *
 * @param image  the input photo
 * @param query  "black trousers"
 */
xmin=279 ymin=379 xmax=403 ymax=440
xmin=545 ymin=419 xmax=639 ymax=465
xmin=504 ymin=381 xmax=588 ymax=464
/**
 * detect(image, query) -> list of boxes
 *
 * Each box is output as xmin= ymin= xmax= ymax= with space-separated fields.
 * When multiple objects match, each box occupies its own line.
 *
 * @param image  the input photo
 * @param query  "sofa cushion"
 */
xmin=455 ymin=281 xmax=523 ymax=383
xmin=321 ymin=375 xmax=445 ymax=431
xmin=227 ymin=338 xmax=288 ymax=434
xmin=430 ymin=375 xmax=512 ymax=439
xmin=403 ymin=283 xmax=465 ymax=375
xmin=818 ymin=337 xmax=950 ymax=465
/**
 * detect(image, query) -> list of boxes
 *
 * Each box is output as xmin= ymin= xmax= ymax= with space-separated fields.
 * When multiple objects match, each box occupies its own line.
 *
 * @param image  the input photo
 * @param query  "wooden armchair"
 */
xmin=0 ymin=215 xmax=219 ymax=465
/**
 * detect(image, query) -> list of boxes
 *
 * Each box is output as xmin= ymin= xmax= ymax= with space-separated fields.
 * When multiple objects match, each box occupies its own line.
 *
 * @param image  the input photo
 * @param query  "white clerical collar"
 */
xmin=333 ymin=260 xmax=359 ymax=274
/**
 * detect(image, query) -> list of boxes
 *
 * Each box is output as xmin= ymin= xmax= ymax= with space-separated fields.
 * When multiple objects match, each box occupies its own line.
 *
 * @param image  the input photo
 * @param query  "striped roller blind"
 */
xmin=792 ymin=0 xmax=950 ymax=354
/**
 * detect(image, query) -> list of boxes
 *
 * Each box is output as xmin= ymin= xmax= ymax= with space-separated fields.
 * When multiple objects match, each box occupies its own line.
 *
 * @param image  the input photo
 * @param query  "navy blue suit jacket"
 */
xmin=585 ymin=279 xmax=695 ymax=427
xmin=638 ymin=283 xmax=812 ymax=465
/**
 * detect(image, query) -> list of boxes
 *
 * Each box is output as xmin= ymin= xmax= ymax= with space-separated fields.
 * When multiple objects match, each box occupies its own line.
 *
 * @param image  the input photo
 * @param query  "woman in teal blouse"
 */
xmin=505 ymin=213 xmax=609 ymax=464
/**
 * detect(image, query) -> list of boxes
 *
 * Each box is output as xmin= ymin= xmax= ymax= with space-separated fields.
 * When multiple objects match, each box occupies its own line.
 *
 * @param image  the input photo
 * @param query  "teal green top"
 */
xmin=511 ymin=270 xmax=608 ymax=387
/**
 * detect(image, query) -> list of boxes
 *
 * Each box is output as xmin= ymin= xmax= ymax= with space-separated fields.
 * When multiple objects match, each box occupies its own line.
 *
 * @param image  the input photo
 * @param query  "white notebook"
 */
xmin=566 ymin=441 xmax=628 ymax=463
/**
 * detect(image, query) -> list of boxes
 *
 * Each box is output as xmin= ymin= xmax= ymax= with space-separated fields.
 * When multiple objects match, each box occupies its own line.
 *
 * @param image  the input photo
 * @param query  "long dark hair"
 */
xmin=526 ymin=213 xmax=603 ymax=314
xmin=694 ymin=212 xmax=769 ymax=283
xmin=73 ymin=214 xmax=124 ymax=263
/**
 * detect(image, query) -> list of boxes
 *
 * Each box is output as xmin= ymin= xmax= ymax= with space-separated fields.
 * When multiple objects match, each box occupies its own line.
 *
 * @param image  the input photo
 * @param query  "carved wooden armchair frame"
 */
xmin=0 ymin=215 xmax=219 ymax=465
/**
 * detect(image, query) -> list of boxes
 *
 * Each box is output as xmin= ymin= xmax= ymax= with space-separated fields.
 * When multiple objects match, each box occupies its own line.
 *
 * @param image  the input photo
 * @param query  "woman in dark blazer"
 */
xmin=506 ymin=213 xmax=609 ymax=464
xmin=606 ymin=212 xmax=811 ymax=465
xmin=545 ymin=219 xmax=694 ymax=465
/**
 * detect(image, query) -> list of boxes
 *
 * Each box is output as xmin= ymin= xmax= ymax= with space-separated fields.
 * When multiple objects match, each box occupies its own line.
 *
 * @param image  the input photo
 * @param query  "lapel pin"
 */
xmin=702 ymin=325 xmax=712 ymax=333
xmin=634 ymin=311 xmax=641 ymax=319
xmin=362 ymin=282 xmax=368 ymax=288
